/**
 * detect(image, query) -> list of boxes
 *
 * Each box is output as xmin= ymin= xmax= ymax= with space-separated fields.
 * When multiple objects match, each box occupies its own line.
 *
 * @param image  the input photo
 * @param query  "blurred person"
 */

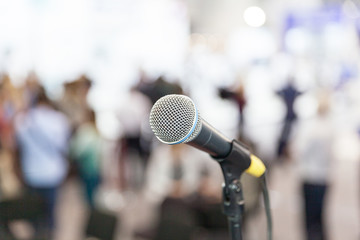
xmin=0 ymin=146 xmax=22 ymax=200
xmin=0 ymin=75 xmax=22 ymax=239
xmin=136 ymin=75 xmax=183 ymax=104
xmin=22 ymin=71 xmax=42 ymax=109
xmin=58 ymin=74 xmax=92 ymax=132
xmin=293 ymin=90 xmax=334 ymax=240
xmin=218 ymin=80 xmax=247 ymax=139
xmin=186 ymin=167 xmax=228 ymax=240
xmin=117 ymin=73 xmax=184 ymax=192
xmin=152 ymin=175 xmax=198 ymax=240
xmin=125 ymin=74 xmax=184 ymax=190
xmin=0 ymin=74 xmax=24 ymax=199
xmin=139 ymin=146 xmax=217 ymax=240
xmin=276 ymin=78 xmax=302 ymax=160
xmin=14 ymin=87 xmax=71 ymax=238
xmin=134 ymin=144 xmax=198 ymax=240
xmin=117 ymin=87 xmax=152 ymax=190
xmin=134 ymin=143 xmax=224 ymax=240
xmin=0 ymin=74 xmax=23 ymax=151
xmin=69 ymin=109 xmax=102 ymax=208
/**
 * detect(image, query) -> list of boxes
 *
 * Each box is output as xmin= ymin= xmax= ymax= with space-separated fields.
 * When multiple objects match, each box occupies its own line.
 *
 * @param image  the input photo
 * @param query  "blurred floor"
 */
xmin=53 ymin=158 xmax=360 ymax=240
xmin=54 ymin=180 xmax=87 ymax=240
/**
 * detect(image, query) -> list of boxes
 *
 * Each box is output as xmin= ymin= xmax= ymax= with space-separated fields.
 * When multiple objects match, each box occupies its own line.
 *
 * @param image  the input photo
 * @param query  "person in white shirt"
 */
xmin=293 ymin=90 xmax=334 ymax=240
xmin=15 ymin=88 xmax=70 ymax=237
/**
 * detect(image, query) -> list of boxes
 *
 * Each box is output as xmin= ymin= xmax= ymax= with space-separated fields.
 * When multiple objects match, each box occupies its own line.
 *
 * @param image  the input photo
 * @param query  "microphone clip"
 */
xmin=214 ymin=139 xmax=251 ymax=184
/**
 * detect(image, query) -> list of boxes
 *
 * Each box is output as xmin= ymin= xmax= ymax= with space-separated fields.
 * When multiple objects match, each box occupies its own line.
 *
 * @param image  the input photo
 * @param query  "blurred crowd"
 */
xmin=0 ymin=58 xmax=359 ymax=240
xmin=0 ymin=73 xmax=101 ymax=239
xmin=0 ymin=71 xmax=226 ymax=240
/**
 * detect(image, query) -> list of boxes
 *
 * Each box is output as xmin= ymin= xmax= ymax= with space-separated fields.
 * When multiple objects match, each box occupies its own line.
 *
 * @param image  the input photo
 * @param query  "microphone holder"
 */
xmin=214 ymin=140 xmax=252 ymax=240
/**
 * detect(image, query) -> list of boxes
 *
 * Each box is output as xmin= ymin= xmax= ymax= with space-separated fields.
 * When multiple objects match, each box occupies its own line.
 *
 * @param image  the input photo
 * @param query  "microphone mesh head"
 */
xmin=149 ymin=94 xmax=202 ymax=144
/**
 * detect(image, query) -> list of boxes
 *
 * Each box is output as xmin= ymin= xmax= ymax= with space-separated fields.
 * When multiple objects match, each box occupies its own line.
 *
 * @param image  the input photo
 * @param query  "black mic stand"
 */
xmin=222 ymin=178 xmax=244 ymax=240
xmin=214 ymin=140 xmax=253 ymax=240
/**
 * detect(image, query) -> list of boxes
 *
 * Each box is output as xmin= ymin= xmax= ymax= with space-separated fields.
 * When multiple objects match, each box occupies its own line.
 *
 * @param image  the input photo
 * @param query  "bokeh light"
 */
xmin=243 ymin=6 xmax=266 ymax=27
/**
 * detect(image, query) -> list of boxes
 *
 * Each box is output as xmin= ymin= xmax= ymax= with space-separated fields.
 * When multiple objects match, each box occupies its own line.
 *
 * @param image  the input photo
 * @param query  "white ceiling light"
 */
xmin=243 ymin=6 xmax=266 ymax=27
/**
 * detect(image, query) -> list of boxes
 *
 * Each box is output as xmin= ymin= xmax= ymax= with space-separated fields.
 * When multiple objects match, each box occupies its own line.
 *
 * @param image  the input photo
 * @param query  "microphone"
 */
xmin=149 ymin=94 xmax=266 ymax=178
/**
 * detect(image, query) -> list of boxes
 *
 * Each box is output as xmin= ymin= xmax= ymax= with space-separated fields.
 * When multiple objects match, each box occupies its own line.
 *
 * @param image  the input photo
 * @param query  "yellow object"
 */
xmin=246 ymin=154 xmax=266 ymax=177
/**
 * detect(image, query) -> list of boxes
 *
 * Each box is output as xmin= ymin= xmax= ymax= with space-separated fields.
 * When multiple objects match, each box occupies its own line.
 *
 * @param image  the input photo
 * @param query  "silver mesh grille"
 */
xmin=149 ymin=94 xmax=202 ymax=144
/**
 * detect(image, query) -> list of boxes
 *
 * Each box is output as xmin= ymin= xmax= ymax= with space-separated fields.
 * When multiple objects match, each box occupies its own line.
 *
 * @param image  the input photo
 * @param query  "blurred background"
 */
xmin=0 ymin=0 xmax=360 ymax=239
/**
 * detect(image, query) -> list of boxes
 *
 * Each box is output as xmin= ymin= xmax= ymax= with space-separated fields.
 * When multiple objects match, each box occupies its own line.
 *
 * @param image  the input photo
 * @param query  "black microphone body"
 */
xmin=187 ymin=119 xmax=232 ymax=158
xmin=183 ymin=119 xmax=253 ymax=181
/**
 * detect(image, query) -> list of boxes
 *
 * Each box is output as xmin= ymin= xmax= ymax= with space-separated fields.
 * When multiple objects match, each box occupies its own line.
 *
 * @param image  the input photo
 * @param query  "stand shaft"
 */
xmin=228 ymin=219 xmax=242 ymax=240
xmin=222 ymin=179 xmax=244 ymax=240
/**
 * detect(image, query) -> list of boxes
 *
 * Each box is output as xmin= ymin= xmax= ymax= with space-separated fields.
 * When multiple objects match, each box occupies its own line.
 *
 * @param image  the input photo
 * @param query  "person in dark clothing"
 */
xmin=118 ymin=75 xmax=184 ymax=190
xmin=218 ymin=82 xmax=247 ymax=139
xmin=276 ymin=79 xmax=302 ymax=159
xmin=136 ymin=76 xmax=183 ymax=104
